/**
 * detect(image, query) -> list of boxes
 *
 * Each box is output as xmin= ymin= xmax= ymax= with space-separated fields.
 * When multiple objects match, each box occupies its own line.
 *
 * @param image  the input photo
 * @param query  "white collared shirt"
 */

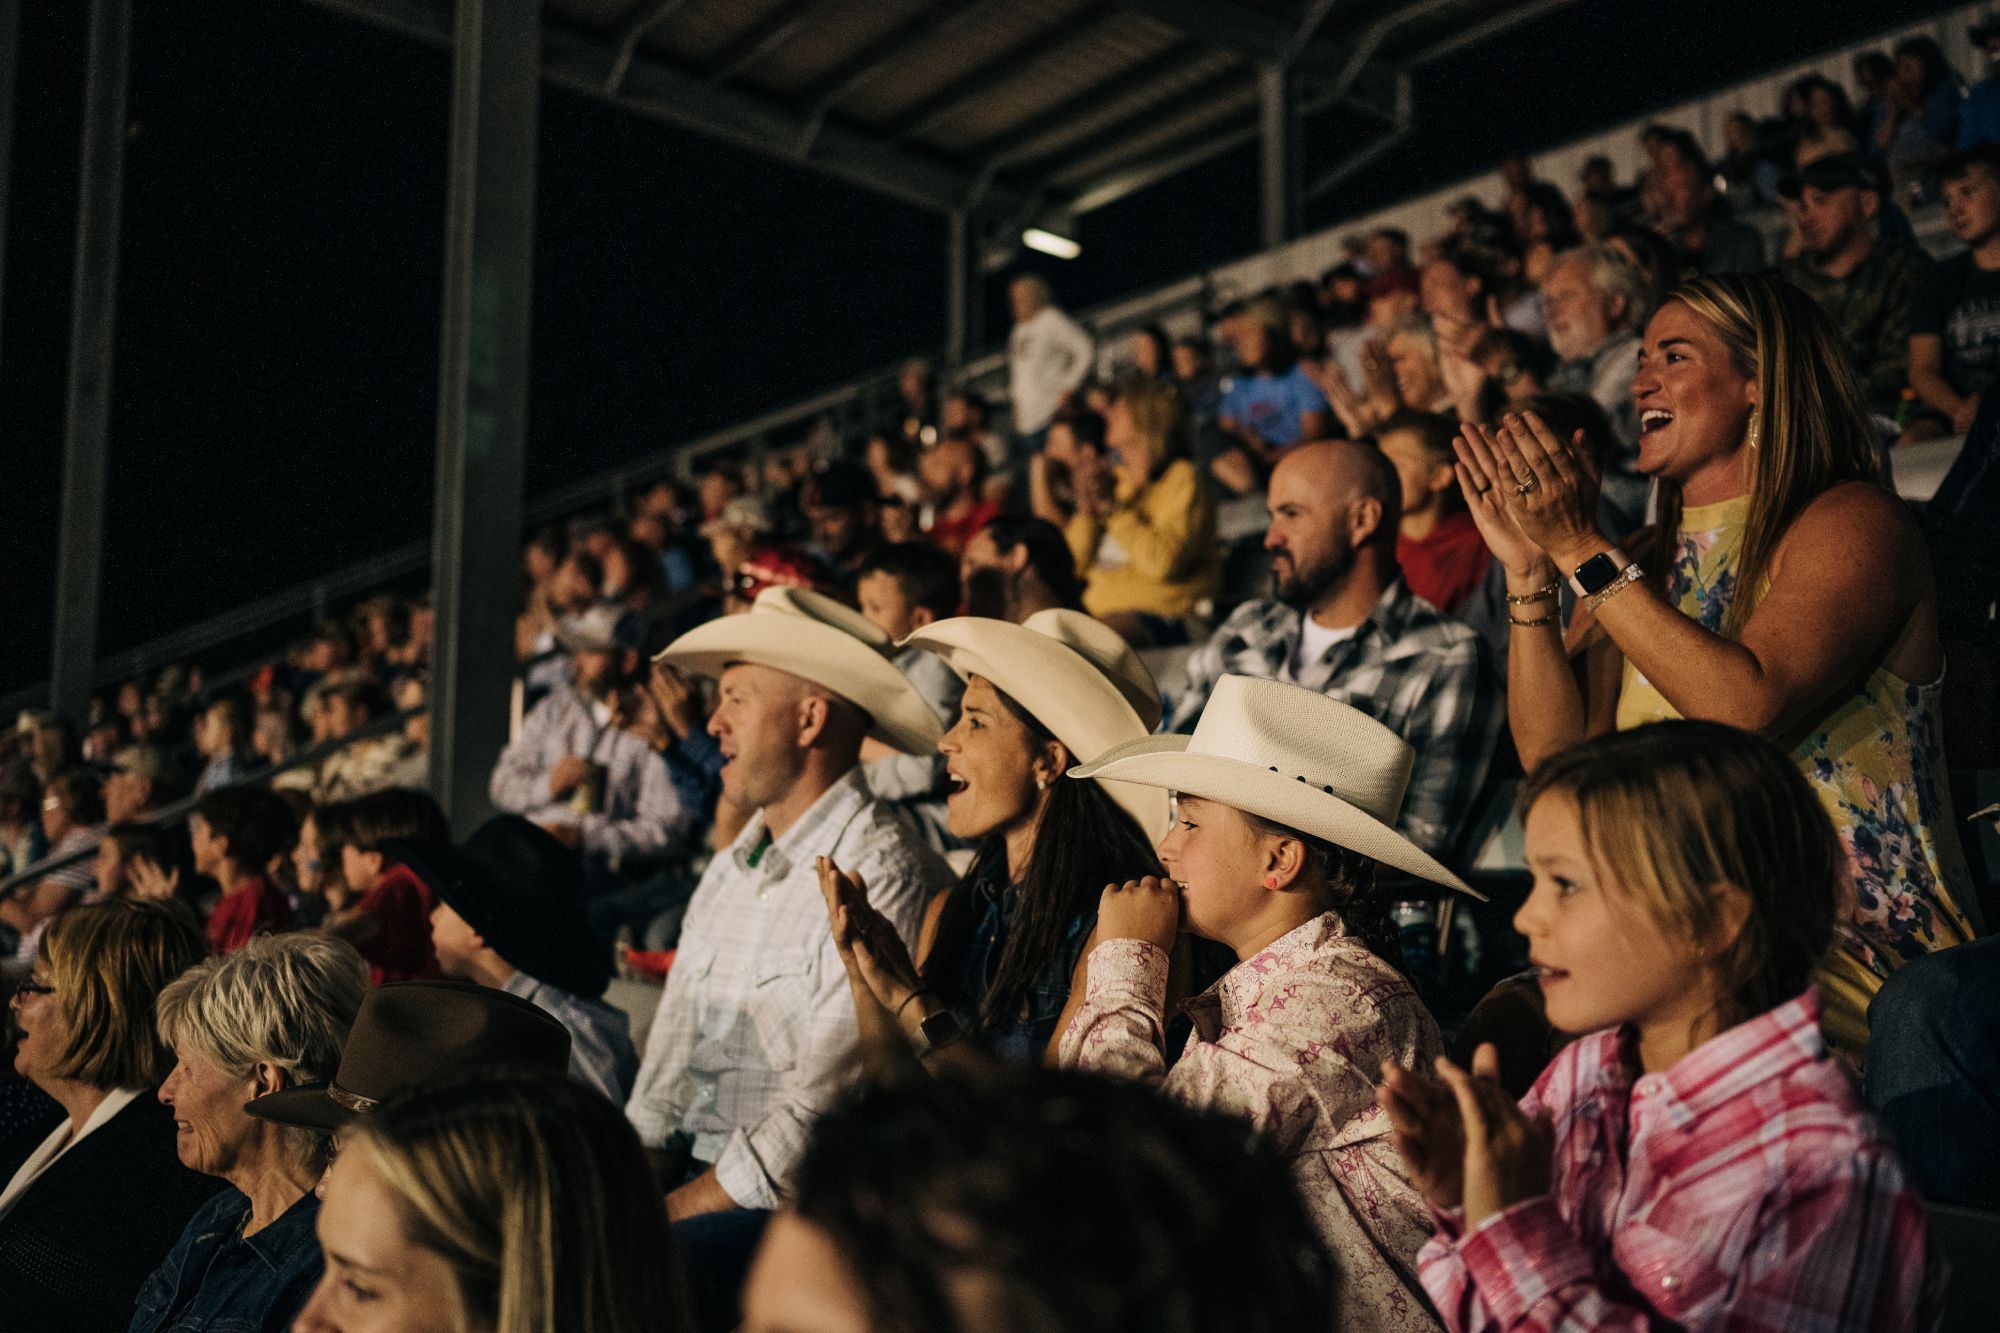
xmin=0 ymin=1085 xmax=143 ymax=1222
xmin=624 ymin=767 xmax=947 ymax=1208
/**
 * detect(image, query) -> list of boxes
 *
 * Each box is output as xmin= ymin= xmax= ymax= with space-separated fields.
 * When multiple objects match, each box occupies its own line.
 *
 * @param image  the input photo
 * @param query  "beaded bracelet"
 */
xmin=1505 ymin=580 xmax=1561 ymax=606
xmin=1582 ymin=563 xmax=1644 ymax=615
xmin=1508 ymin=611 xmax=1559 ymax=628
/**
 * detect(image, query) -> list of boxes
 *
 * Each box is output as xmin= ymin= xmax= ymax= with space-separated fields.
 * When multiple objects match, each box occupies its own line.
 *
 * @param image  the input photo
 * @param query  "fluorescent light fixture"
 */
xmin=1022 ymin=227 xmax=1081 ymax=259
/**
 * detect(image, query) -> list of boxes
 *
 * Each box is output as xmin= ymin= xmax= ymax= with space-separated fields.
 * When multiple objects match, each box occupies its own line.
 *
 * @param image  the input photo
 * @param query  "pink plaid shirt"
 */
xmin=1419 ymin=990 xmax=1944 ymax=1332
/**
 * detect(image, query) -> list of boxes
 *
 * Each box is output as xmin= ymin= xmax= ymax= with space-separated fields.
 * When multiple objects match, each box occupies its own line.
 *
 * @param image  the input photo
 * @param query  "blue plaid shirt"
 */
xmin=1168 ymin=579 xmax=1504 ymax=863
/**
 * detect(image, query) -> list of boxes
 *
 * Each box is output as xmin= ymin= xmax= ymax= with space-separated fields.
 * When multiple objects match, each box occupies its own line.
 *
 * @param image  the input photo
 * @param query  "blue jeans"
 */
xmin=1865 ymin=935 xmax=2000 ymax=1208
xmin=674 ymin=1208 xmax=773 ymax=1332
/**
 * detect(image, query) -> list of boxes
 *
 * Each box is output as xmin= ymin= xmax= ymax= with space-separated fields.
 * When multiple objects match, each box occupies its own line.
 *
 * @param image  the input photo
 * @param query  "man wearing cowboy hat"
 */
xmin=405 ymin=815 xmax=638 ymax=1104
xmin=489 ymin=600 xmax=690 ymax=870
xmin=1168 ymin=439 xmax=1502 ymax=865
xmin=626 ymin=587 xmax=950 ymax=1223
xmin=1063 ymin=674 xmax=1476 ymax=1332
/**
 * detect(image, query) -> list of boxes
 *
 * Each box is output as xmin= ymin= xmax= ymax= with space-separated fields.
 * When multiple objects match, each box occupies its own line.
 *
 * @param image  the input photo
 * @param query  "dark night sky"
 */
xmin=0 ymin=0 xmax=1956 ymax=697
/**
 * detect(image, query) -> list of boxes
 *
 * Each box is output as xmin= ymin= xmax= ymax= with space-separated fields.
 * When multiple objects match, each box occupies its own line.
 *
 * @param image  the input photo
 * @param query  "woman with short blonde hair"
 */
xmin=0 ymin=900 xmax=214 ymax=1331
xmin=131 ymin=932 xmax=370 ymax=1332
xmin=295 ymin=1075 xmax=692 ymax=1333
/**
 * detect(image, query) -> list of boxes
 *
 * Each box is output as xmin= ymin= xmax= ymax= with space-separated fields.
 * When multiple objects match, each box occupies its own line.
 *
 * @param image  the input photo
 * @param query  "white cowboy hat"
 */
xmin=1069 ymin=674 xmax=1480 ymax=896
xmin=654 ymin=586 xmax=942 ymax=755
xmin=901 ymin=609 xmax=1170 ymax=835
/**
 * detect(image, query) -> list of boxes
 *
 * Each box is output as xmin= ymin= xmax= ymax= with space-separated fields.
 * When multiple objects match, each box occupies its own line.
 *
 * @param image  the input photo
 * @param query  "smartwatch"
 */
xmin=1568 ymin=548 xmax=1630 ymax=598
xmin=918 ymin=1008 xmax=966 ymax=1058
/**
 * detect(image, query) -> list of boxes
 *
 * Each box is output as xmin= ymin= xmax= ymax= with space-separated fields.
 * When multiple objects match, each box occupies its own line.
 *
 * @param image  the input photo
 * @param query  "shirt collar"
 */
xmin=1201 ymin=911 xmax=1348 ymax=1028
xmin=238 ymin=1190 xmax=321 ymax=1271
xmin=1623 ymin=989 xmax=1824 ymax=1129
xmin=731 ymin=766 xmax=872 ymax=879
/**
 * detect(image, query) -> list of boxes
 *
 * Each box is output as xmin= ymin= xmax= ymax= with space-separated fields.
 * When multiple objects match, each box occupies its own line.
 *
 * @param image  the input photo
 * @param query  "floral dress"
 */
xmin=1614 ymin=495 xmax=1978 ymax=1056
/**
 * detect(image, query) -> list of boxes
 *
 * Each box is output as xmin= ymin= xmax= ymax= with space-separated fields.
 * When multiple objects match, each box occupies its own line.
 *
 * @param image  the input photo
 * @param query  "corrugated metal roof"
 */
xmin=308 ymin=0 xmax=1584 ymax=222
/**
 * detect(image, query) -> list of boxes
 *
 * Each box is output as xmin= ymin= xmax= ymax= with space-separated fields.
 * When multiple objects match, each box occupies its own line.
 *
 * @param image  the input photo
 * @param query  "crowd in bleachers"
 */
xmin=1 ymin=24 xmax=1998 ymax=1333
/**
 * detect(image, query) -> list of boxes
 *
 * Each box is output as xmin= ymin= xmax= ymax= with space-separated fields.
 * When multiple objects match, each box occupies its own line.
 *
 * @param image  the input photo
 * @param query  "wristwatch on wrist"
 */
xmin=1568 ymin=548 xmax=1631 ymax=599
xmin=917 ymin=1008 xmax=965 ymax=1058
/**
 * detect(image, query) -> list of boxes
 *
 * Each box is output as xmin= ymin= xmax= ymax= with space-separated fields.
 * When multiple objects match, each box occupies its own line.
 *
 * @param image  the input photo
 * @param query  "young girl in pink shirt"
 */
xmin=1381 ymin=720 xmax=1941 ymax=1332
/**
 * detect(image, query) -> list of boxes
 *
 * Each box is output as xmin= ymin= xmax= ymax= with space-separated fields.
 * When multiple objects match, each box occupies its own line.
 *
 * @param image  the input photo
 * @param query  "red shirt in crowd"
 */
xmin=206 ymin=875 xmax=294 ymax=955
xmin=924 ymin=498 xmax=1000 ymax=557
xmin=1397 ymin=508 xmax=1490 ymax=616
xmin=352 ymin=861 xmax=441 ymax=985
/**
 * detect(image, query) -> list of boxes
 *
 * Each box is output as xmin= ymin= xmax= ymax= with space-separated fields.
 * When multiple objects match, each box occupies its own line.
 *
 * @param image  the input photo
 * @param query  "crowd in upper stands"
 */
xmin=1 ymin=25 xmax=1997 ymax=1333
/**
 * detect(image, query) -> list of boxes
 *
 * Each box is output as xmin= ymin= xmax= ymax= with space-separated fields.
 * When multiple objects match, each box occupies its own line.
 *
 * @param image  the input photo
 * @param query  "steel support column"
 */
xmin=428 ymin=0 xmax=541 ymax=834
xmin=1257 ymin=64 xmax=1301 ymax=251
xmin=946 ymin=209 xmax=984 ymax=370
xmin=51 ymin=0 xmax=130 ymax=725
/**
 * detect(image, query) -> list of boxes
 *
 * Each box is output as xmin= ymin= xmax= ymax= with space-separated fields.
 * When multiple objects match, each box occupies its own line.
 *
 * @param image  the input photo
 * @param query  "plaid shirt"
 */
xmin=1168 ymin=581 xmax=1503 ymax=861
xmin=1419 ymin=990 xmax=1945 ymax=1332
xmin=624 ymin=767 xmax=948 ymax=1208
xmin=489 ymin=686 xmax=692 ymax=867
xmin=1062 ymin=914 xmax=1444 ymax=1332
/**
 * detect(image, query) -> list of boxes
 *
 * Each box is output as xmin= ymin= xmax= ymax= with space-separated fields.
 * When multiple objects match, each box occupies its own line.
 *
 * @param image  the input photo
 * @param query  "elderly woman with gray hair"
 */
xmin=128 ymin=933 xmax=370 ymax=1333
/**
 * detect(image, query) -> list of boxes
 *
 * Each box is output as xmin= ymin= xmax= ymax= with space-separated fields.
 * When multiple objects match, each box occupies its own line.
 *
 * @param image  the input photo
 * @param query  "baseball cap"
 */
xmin=1778 ymin=152 xmax=1887 ymax=200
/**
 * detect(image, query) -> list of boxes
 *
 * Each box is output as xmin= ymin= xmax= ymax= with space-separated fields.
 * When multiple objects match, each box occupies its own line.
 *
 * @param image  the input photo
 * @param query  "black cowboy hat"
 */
xmin=244 ymin=980 xmax=571 ymax=1133
xmin=389 ymin=815 xmax=614 ymax=999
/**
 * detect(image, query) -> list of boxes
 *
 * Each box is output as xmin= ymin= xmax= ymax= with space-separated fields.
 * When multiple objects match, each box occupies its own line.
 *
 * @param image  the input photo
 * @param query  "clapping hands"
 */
xmin=1379 ymin=1043 xmax=1553 ymax=1227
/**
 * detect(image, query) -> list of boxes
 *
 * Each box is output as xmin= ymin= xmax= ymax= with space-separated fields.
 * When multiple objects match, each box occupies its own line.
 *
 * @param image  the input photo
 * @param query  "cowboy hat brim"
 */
xmin=243 ymin=1083 xmax=353 ymax=1134
xmin=657 ymin=617 xmax=942 ymax=756
xmin=1071 ymin=736 xmax=1482 ymax=898
xmin=901 ymin=618 xmax=1168 ymax=835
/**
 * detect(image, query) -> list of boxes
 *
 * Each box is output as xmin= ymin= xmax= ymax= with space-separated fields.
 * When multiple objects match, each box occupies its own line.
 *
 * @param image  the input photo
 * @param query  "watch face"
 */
xmin=1574 ymin=552 xmax=1621 ymax=594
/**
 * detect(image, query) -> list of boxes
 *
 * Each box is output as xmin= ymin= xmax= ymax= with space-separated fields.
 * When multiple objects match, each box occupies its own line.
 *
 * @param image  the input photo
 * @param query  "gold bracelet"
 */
xmin=1582 ymin=563 xmax=1644 ymax=615
xmin=1505 ymin=580 xmax=1561 ymax=606
xmin=1508 ymin=611 xmax=1559 ymax=628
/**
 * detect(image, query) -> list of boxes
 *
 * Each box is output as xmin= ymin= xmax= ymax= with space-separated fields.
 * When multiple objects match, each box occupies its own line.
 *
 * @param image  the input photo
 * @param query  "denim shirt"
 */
xmin=129 ymin=1187 xmax=323 ymax=1333
xmin=956 ymin=879 xmax=1095 ymax=1065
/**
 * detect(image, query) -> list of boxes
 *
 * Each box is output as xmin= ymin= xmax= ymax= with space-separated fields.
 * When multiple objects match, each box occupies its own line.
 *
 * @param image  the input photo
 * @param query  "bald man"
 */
xmin=1167 ymin=440 xmax=1503 ymax=863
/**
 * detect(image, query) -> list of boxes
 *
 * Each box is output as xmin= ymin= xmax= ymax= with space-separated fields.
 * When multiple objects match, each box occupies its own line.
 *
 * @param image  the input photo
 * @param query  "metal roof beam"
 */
xmin=1406 ymin=0 xmax=1585 ymax=67
xmin=304 ymin=0 xmax=1042 ymax=218
xmin=1034 ymin=67 xmax=1253 ymax=187
xmin=795 ymin=0 xmax=985 ymax=118
xmin=1121 ymin=0 xmax=1396 ymax=115
xmin=704 ymin=0 xmax=825 ymax=88
xmin=606 ymin=0 xmax=700 ymax=94
xmin=880 ymin=4 xmax=1116 ymax=146
xmin=1066 ymin=114 xmax=1260 ymax=214
xmin=971 ymin=39 xmax=1217 ymax=167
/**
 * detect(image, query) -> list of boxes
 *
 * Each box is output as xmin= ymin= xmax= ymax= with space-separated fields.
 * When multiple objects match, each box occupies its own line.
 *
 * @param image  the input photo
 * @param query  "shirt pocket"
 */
xmin=1610 ymin=1219 xmax=1729 ymax=1323
xmin=748 ymin=947 xmax=817 ymax=1073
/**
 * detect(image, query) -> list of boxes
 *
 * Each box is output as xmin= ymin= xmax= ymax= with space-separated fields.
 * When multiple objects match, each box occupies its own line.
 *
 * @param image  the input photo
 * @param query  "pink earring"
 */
xmin=1264 ymin=875 xmax=1278 ymax=889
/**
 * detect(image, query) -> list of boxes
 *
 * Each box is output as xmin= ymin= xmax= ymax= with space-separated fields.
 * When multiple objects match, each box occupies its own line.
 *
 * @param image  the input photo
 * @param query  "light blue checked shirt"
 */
xmin=488 ymin=686 xmax=691 ymax=867
xmin=501 ymin=971 xmax=639 ymax=1105
xmin=624 ymin=766 xmax=948 ymax=1209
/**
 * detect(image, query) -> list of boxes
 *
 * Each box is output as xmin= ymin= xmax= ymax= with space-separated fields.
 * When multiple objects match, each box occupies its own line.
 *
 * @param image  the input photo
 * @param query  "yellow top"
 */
xmin=1616 ymin=495 xmax=1977 ymax=1056
xmin=1067 ymin=459 xmax=1221 ymax=620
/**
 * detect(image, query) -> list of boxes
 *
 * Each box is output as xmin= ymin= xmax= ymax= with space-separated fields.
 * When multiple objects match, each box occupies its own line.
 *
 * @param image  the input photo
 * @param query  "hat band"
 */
xmin=329 ymin=1083 xmax=380 ymax=1113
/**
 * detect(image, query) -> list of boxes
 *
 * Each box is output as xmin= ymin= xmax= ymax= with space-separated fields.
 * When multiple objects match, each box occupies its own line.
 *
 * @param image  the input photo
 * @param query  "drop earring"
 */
xmin=1035 ymin=775 xmax=1048 ymax=791
xmin=1746 ymin=410 xmax=1760 ymax=451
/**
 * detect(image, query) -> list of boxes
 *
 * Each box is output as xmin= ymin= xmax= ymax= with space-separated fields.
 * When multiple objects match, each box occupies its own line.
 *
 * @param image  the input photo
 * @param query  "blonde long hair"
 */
xmin=1649 ymin=272 xmax=1882 ymax=639
xmin=344 ymin=1076 xmax=691 ymax=1333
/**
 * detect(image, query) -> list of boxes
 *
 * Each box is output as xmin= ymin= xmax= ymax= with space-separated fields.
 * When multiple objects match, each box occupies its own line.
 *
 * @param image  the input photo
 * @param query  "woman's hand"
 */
xmin=1095 ymin=876 xmax=1181 ymax=954
xmin=1070 ymin=447 xmax=1113 ymax=519
xmin=127 ymin=856 xmax=180 ymax=902
xmin=1436 ymin=1044 xmax=1554 ymax=1229
xmin=1379 ymin=1056 xmax=1469 ymax=1211
xmin=1453 ymin=421 xmax=1554 ymax=580
xmin=1484 ymin=410 xmax=1607 ymax=570
xmin=818 ymin=856 xmax=928 ymax=1036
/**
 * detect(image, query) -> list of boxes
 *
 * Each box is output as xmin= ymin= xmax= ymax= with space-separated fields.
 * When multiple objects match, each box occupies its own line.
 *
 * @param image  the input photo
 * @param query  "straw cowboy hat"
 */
xmin=655 ymin=585 xmax=942 ymax=755
xmin=1070 ymin=674 xmax=1480 ymax=896
xmin=902 ymin=609 xmax=1170 ymax=836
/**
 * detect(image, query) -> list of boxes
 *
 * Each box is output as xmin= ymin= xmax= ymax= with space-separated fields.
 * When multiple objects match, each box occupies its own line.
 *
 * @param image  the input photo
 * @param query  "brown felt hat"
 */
xmin=244 ymin=980 xmax=571 ymax=1132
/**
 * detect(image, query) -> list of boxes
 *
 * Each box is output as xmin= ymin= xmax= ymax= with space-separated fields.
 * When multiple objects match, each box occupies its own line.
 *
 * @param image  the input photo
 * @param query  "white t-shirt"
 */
xmin=1287 ymin=616 xmax=1359 ymax=683
xmin=1007 ymin=306 xmax=1095 ymax=435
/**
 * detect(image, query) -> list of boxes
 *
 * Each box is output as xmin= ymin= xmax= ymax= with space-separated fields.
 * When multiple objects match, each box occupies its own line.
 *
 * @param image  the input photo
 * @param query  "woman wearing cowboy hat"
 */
xmin=818 ymin=609 xmax=1195 ymax=1067
xmin=1059 ymin=673 xmax=1480 ymax=1333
